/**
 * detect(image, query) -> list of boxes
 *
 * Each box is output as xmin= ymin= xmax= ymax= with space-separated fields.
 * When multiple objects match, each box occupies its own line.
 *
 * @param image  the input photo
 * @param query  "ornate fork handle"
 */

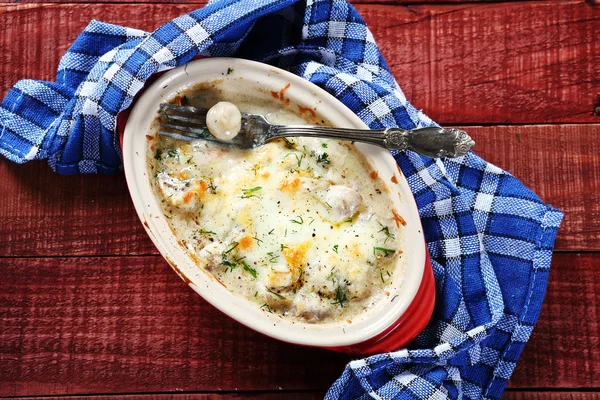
xmin=273 ymin=126 xmax=475 ymax=158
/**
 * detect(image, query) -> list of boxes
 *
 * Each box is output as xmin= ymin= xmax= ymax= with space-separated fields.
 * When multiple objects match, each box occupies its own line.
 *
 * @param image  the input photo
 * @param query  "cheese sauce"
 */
xmin=148 ymin=83 xmax=405 ymax=324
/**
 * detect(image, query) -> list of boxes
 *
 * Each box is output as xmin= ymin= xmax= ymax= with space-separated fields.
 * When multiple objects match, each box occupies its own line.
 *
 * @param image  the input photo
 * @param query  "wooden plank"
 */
xmin=504 ymin=393 xmax=600 ymax=400
xmin=507 ymin=253 xmax=600 ymax=389
xmin=0 ymin=160 xmax=155 ymax=256
xmin=2 ymin=394 xmax=324 ymax=400
xmin=11 ymin=392 xmax=600 ymax=400
xmin=465 ymin=124 xmax=600 ymax=252
xmin=0 ymin=0 xmax=548 ymax=4
xmin=0 ymin=1 xmax=598 ymax=124
xmin=0 ymin=252 xmax=598 ymax=396
xmin=1 ymin=124 xmax=597 ymax=257
xmin=0 ymin=256 xmax=349 ymax=397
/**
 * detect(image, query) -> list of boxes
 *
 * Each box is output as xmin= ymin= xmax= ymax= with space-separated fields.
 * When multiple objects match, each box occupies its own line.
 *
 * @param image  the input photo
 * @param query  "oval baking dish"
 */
xmin=121 ymin=57 xmax=435 ymax=355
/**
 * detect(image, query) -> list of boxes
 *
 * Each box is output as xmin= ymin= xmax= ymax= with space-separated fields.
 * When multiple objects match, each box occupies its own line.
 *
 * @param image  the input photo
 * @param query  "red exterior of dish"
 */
xmin=118 ymin=78 xmax=436 ymax=356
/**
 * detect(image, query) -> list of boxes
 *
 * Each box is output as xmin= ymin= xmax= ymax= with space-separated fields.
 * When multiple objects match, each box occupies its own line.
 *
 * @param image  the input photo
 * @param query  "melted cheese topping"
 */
xmin=149 ymin=89 xmax=404 ymax=324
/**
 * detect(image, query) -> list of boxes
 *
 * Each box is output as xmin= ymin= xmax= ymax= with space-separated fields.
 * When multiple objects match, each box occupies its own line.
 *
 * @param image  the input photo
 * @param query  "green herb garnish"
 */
xmin=241 ymin=260 xmax=257 ymax=278
xmin=267 ymin=288 xmax=287 ymax=300
xmin=199 ymin=229 xmax=216 ymax=235
xmin=167 ymin=149 xmax=178 ymax=158
xmin=208 ymin=180 xmax=218 ymax=194
xmin=268 ymin=229 xmax=275 ymax=235
xmin=332 ymin=244 xmax=339 ymax=254
xmin=226 ymin=67 xmax=233 ymax=75
xmin=378 ymin=224 xmax=395 ymax=243
xmin=241 ymin=186 xmax=262 ymax=198
xmin=260 ymin=303 xmax=274 ymax=313
xmin=316 ymin=152 xmax=330 ymax=165
xmin=331 ymin=284 xmax=348 ymax=307
xmin=225 ymin=241 xmax=239 ymax=254
xmin=374 ymin=247 xmax=396 ymax=256
xmin=290 ymin=216 xmax=304 ymax=225
xmin=322 ymin=143 xmax=328 ymax=148
xmin=294 ymin=154 xmax=304 ymax=168
xmin=267 ymin=252 xmax=279 ymax=263
xmin=283 ymin=138 xmax=296 ymax=149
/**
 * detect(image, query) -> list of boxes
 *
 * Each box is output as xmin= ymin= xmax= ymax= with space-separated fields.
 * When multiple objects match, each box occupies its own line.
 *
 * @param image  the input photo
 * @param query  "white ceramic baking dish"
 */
xmin=121 ymin=58 xmax=434 ymax=354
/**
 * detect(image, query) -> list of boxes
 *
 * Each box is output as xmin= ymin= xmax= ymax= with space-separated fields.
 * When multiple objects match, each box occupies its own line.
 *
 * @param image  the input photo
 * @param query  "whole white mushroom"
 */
xmin=206 ymin=101 xmax=242 ymax=141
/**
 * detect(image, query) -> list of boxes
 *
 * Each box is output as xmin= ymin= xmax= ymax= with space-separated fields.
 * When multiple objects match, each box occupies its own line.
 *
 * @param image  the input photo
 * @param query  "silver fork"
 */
xmin=158 ymin=103 xmax=475 ymax=158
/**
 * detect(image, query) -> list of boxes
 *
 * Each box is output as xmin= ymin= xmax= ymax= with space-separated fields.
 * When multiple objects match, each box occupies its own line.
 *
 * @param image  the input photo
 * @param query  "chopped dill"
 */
xmin=208 ymin=180 xmax=218 ymax=194
xmin=283 ymin=138 xmax=296 ymax=149
xmin=316 ymin=152 xmax=330 ymax=165
xmin=331 ymin=284 xmax=348 ymax=308
xmin=290 ymin=216 xmax=304 ymax=224
xmin=374 ymin=247 xmax=396 ymax=256
xmin=266 ymin=288 xmax=287 ymax=300
xmin=378 ymin=223 xmax=395 ymax=243
xmin=167 ymin=149 xmax=178 ymax=159
xmin=267 ymin=252 xmax=279 ymax=263
xmin=224 ymin=241 xmax=239 ymax=254
xmin=260 ymin=303 xmax=274 ymax=313
xmin=241 ymin=260 xmax=257 ymax=278
xmin=241 ymin=186 xmax=262 ymax=198
xmin=332 ymin=244 xmax=339 ymax=254
xmin=199 ymin=229 xmax=216 ymax=235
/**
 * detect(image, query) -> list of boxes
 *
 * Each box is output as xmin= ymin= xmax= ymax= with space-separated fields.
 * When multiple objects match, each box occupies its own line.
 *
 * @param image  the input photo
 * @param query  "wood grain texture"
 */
xmin=0 ymin=256 xmax=349 ymax=397
xmin=508 ymin=253 xmax=600 ymax=389
xmin=0 ymin=252 xmax=598 ymax=396
xmin=1 ymin=124 xmax=597 ymax=257
xmin=0 ymin=1 xmax=598 ymax=124
xmin=11 ymin=395 xmax=325 ymax=400
xmin=10 ymin=392 xmax=600 ymax=400
xmin=0 ymin=0 xmax=548 ymax=4
xmin=504 ymin=393 xmax=600 ymax=400
xmin=1 ymin=394 xmax=324 ymax=400
xmin=465 ymin=124 xmax=600 ymax=251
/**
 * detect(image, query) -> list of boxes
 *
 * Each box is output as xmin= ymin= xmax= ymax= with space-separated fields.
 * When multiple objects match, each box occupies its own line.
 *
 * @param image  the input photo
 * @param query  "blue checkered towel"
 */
xmin=0 ymin=0 xmax=563 ymax=398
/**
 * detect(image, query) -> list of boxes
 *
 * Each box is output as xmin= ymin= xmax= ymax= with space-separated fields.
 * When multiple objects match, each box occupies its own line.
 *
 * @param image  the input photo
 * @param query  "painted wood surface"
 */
xmin=0 ymin=253 xmax=598 ymax=396
xmin=0 ymin=1 xmax=598 ymax=125
xmin=9 ymin=393 xmax=600 ymax=400
xmin=1 ymin=0 xmax=598 ymax=398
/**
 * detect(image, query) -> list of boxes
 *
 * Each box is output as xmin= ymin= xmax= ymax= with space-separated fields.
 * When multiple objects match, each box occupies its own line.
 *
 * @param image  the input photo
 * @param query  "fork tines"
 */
xmin=159 ymin=103 xmax=214 ymax=142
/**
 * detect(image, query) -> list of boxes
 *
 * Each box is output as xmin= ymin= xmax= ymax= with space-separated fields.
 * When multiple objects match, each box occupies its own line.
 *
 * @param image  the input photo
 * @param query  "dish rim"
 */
xmin=122 ymin=57 xmax=427 ymax=347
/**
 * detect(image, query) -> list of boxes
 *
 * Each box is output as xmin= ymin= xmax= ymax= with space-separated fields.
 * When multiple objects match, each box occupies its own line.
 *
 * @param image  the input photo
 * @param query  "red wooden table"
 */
xmin=1 ymin=0 xmax=599 ymax=398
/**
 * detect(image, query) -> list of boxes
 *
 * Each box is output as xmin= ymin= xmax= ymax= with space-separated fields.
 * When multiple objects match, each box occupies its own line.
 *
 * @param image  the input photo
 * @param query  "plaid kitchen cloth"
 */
xmin=0 ymin=0 xmax=563 ymax=398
